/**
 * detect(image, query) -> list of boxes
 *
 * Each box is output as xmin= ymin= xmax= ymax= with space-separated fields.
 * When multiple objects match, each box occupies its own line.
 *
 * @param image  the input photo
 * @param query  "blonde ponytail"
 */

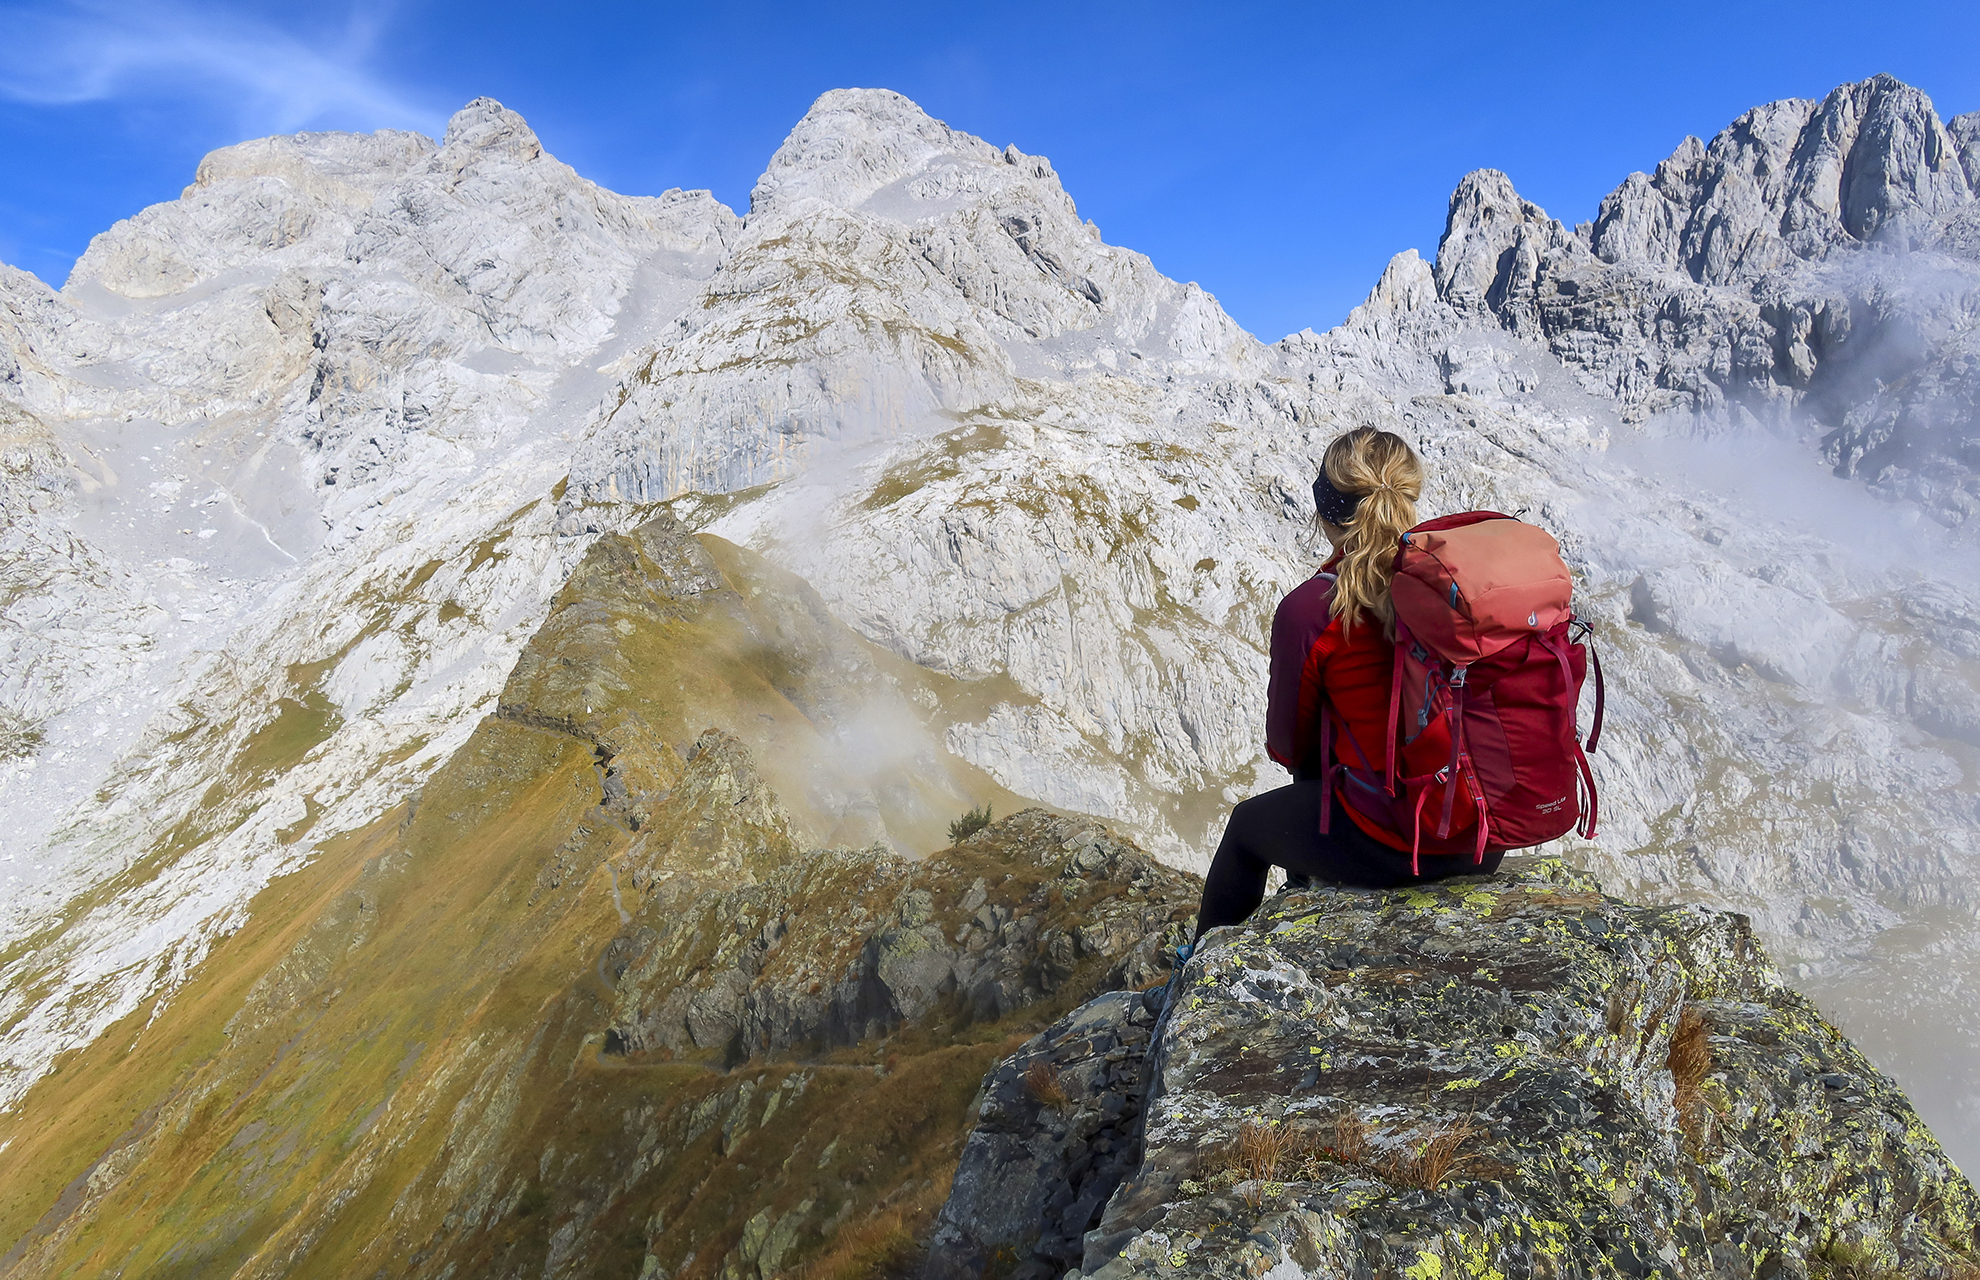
xmin=1321 ymin=428 xmax=1423 ymax=638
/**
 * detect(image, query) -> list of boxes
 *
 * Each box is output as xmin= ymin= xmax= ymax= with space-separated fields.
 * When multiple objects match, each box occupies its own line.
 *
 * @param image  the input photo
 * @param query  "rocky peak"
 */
xmin=438 ymin=95 xmax=545 ymax=164
xmin=1589 ymin=73 xmax=1973 ymax=283
xmin=747 ymin=87 xmax=1007 ymax=217
xmin=1405 ymin=73 xmax=1980 ymax=523
xmin=1432 ymin=169 xmax=1585 ymax=338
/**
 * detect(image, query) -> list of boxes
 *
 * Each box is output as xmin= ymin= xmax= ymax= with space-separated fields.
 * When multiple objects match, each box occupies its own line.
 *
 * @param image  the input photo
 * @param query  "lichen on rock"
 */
xmin=933 ymin=857 xmax=1980 ymax=1279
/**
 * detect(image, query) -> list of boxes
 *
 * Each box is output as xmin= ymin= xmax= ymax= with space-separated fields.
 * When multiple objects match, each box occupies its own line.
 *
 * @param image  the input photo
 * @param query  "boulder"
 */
xmin=935 ymin=857 xmax=1980 ymax=1278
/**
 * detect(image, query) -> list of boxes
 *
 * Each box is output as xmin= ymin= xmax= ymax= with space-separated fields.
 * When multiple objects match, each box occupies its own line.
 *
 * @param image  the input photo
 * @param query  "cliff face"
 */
xmin=933 ymin=860 xmax=1980 ymax=1279
xmin=1425 ymin=74 xmax=1980 ymax=521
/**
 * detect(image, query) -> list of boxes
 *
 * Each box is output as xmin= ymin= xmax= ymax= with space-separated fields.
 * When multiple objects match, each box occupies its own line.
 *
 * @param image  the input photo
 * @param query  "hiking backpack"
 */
xmin=1318 ymin=511 xmax=1604 ymax=872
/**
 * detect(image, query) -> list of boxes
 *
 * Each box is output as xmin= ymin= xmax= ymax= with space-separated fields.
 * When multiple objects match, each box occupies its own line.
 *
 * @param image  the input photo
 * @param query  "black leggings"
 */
xmin=1194 ymin=780 xmax=1504 ymax=940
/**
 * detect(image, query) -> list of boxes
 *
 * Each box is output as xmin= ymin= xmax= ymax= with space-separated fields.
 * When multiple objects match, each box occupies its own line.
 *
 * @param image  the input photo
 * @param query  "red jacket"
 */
xmin=1263 ymin=562 xmax=1413 ymax=852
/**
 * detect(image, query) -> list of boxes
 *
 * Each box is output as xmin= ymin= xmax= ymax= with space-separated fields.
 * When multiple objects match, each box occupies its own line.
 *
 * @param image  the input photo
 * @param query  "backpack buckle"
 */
xmin=1449 ymin=665 xmax=1469 ymax=688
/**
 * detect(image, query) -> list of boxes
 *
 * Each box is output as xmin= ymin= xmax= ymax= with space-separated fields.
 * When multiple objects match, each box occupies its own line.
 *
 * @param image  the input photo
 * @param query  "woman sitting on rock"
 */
xmin=1191 ymin=427 xmax=1506 ymax=941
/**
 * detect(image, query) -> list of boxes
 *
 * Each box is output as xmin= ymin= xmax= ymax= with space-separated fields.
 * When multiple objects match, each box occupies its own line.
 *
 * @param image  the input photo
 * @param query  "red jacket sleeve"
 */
xmin=1265 ymin=573 xmax=1339 ymax=773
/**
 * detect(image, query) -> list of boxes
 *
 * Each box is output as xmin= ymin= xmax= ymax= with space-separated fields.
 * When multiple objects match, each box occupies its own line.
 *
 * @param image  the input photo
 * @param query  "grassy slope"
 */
xmin=0 ymin=516 xmax=1170 ymax=1279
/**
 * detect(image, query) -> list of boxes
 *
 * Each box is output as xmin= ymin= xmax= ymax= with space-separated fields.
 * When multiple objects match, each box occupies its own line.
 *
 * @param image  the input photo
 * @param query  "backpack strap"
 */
xmin=1574 ymin=740 xmax=1600 ymax=840
xmin=1385 ymin=617 xmax=1410 ymax=795
xmin=1435 ymin=667 xmax=1468 ymax=840
xmin=1408 ymin=783 xmax=1432 ymax=877
xmin=1585 ymin=635 xmax=1606 ymax=753
xmin=1570 ymin=616 xmax=1606 ymax=752
xmin=1541 ymin=627 xmax=1602 ymax=841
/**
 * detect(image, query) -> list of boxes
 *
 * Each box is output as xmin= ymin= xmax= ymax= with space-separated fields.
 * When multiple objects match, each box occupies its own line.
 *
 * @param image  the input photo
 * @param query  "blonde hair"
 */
xmin=1322 ymin=427 xmax=1423 ymax=637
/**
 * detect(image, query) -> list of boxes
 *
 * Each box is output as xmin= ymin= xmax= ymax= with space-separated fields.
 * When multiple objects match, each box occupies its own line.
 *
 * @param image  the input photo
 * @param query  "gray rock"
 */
xmin=604 ymin=805 xmax=1195 ymax=1067
xmin=933 ymin=859 xmax=1980 ymax=1278
xmin=925 ymin=989 xmax=1155 ymax=1280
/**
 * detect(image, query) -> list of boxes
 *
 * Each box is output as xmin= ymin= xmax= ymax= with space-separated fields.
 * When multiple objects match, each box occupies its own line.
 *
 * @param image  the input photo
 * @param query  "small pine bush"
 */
xmin=947 ymin=803 xmax=992 ymax=844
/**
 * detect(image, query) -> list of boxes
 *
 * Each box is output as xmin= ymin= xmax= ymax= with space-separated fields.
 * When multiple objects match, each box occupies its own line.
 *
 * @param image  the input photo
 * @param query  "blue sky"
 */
xmin=1 ymin=1 xmax=1976 ymax=340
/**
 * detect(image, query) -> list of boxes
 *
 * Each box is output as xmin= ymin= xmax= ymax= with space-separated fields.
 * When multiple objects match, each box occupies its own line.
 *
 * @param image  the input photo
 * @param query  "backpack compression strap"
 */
xmin=1541 ymin=628 xmax=1602 ymax=840
xmin=1384 ymin=617 xmax=1409 ymax=795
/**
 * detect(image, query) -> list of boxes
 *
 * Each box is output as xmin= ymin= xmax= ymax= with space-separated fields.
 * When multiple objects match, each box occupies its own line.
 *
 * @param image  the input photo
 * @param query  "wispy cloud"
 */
xmin=0 ymin=0 xmax=446 ymax=137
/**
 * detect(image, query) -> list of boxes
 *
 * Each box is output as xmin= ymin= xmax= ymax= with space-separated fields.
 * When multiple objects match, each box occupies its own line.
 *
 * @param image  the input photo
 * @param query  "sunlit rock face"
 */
xmin=6 ymin=74 xmax=1980 ymax=1179
xmin=931 ymin=861 xmax=1980 ymax=1280
xmin=1429 ymin=74 xmax=1980 ymax=523
xmin=0 ymin=97 xmax=740 ymax=1123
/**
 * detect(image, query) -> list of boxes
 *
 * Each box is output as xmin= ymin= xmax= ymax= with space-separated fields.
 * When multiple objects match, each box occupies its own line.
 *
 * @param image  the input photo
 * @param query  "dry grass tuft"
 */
xmin=1234 ymin=1121 xmax=1289 ymax=1182
xmin=1208 ymin=1109 xmax=1485 ymax=1196
xmin=1806 ymin=1237 xmax=1905 ymax=1280
xmin=793 ymin=1208 xmax=917 ymax=1280
xmin=1384 ymin=1116 xmax=1482 ymax=1191
xmin=1023 ymin=1060 xmax=1072 ymax=1113
xmin=1330 ymin=1109 xmax=1371 ymax=1166
xmin=1942 ymin=1254 xmax=1980 ymax=1280
xmin=1667 ymin=1004 xmax=1712 ymax=1137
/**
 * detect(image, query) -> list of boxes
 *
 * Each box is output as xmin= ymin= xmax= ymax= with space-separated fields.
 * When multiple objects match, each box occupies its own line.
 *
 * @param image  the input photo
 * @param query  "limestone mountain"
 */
xmin=5 ymin=71 xmax=1980 ymax=1211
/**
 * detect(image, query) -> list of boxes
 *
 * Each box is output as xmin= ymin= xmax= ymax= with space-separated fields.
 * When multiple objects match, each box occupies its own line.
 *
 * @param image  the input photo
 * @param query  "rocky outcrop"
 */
xmin=605 ymin=805 xmax=1192 ymax=1065
xmin=927 ymin=987 xmax=1162 ymax=1280
xmin=934 ymin=858 xmax=1980 ymax=1279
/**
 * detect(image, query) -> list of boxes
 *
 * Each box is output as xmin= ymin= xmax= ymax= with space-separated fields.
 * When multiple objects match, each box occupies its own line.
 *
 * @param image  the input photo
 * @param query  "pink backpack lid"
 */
xmin=1390 ymin=513 xmax=1574 ymax=664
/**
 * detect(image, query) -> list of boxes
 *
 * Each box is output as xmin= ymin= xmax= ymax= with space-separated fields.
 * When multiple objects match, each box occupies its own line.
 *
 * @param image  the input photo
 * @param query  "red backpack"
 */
xmin=1318 ymin=511 xmax=1603 ymax=872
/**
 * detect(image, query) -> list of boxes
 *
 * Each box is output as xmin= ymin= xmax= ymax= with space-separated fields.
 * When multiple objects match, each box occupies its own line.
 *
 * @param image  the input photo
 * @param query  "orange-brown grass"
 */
xmin=1024 ymin=1061 xmax=1073 ymax=1113
xmin=1668 ymin=1005 xmax=1713 ymax=1143
xmin=1214 ymin=1109 xmax=1484 ymax=1195
xmin=797 ymin=1209 xmax=918 ymax=1280
xmin=1668 ymin=1006 xmax=1711 ymax=1102
xmin=1384 ymin=1117 xmax=1482 ymax=1191
xmin=1330 ymin=1109 xmax=1372 ymax=1165
xmin=1234 ymin=1121 xmax=1289 ymax=1182
xmin=794 ymin=1174 xmax=952 ymax=1280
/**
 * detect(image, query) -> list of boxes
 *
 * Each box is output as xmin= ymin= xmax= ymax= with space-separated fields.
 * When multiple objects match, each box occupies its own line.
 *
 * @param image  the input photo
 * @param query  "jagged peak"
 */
xmin=1433 ymin=169 xmax=1576 ymax=319
xmin=1340 ymin=247 xmax=1437 ymax=333
xmin=749 ymin=86 xmax=1005 ymax=216
xmin=1588 ymin=72 xmax=1972 ymax=278
xmin=441 ymin=96 xmax=544 ymax=163
xmin=1443 ymin=168 xmax=1555 ymax=227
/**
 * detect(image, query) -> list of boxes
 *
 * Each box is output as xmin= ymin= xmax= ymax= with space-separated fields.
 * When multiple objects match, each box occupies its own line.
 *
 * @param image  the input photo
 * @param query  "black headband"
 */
xmin=1312 ymin=470 xmax=1361 ymax=526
